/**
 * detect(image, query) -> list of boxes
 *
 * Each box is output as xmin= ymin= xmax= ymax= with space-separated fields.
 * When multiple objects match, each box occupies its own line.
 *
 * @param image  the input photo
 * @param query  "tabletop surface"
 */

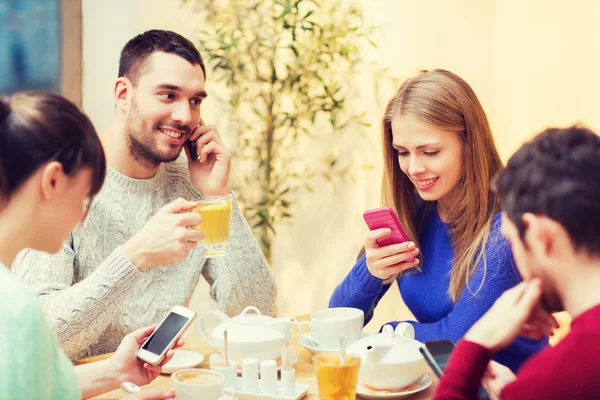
xmin=75 ymin=314 xmax=438 ymax=400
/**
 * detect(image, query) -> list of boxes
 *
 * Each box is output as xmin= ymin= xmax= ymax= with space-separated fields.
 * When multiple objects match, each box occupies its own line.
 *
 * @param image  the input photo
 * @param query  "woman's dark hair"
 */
xmin=0 ymin=91 xmax=106 ymax=204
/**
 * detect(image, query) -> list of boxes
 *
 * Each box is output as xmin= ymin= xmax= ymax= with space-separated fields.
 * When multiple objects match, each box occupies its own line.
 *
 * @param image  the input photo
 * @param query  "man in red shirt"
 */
xmin=435 ymin=126 xmax=600 ymax=400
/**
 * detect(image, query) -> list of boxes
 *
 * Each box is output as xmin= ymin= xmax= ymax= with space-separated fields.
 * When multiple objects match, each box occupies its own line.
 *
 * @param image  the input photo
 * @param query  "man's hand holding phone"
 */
xmin=185 ymin=119 xmax=231 ymax=197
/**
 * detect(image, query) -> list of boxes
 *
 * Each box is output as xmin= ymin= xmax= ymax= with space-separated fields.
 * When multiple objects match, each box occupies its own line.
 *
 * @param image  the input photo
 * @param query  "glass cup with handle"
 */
xmin=191 ymin=193 xmax=233 ymax=258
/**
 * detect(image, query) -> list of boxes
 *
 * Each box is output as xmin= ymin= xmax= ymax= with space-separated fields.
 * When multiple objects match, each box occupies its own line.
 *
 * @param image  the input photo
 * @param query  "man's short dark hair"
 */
xmin=494 ymin=126 xmax=600 ymax=257
xmin=118 ymin=29 xmax=206 ymax=85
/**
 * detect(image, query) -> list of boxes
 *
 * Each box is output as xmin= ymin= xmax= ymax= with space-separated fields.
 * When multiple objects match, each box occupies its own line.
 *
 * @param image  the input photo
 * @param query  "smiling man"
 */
xmin=13 ymin=30 xmax=275 ymax=359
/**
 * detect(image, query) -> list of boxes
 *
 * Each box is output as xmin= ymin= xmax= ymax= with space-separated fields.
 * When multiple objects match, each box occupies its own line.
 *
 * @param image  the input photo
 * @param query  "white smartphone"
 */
xmin=136 ymin=305 xmax=197 ymax=366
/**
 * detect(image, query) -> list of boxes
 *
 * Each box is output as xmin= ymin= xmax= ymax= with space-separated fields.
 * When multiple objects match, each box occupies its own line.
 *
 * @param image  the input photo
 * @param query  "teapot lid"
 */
xmin=347 ymin=322 xmax=422 ymax=364
xmin=369 ymin=323 xmax=415 ymax=345
xmin=230 ymin=306 xmax=274 ymax=325
xmin=379 ymin=339 xmax=423 ymax=364
xmin=211 ymin=306 xmax=286 ymax=344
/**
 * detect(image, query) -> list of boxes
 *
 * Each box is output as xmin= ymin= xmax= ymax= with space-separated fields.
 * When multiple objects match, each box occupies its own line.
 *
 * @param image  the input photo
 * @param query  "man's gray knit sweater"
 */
xmin=12 ymin=156 xmax=276 ymax=359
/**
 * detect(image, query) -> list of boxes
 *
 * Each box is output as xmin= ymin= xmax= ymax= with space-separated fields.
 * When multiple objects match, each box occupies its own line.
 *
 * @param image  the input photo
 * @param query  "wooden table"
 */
xmin=76 ymin=315 xmax=437 ymax=399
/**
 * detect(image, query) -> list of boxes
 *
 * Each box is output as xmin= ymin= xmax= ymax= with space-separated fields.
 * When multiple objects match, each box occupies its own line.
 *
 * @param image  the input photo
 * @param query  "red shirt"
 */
xmin=435 ymin=304 xmax=600 ymax=399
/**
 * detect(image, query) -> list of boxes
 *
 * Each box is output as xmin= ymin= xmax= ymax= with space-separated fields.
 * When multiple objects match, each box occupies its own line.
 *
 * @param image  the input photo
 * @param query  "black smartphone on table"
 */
xmin=420 ymin=339 xmax=490 ymax=400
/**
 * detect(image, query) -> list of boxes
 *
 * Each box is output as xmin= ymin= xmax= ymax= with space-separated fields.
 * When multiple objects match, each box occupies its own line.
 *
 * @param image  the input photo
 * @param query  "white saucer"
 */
xmin=355 ymin=374 xmax=432 ymax=399
xmin=299 ymin=332 xmax=370 ymax=355
xmin=161 ymin=350 xmax=205 ymax=374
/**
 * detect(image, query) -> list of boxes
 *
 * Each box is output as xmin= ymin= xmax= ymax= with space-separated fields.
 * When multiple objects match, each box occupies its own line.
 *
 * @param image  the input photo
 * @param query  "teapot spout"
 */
xmin=268 ymin=317 xmax=296 ymax=339
xmin=364 ymin=343 xmax=392 ymax=364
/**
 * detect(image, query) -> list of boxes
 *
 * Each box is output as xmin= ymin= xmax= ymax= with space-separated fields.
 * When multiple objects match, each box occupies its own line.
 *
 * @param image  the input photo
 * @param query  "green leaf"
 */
xmin=260 ymin=236 xmax=271 ymax=249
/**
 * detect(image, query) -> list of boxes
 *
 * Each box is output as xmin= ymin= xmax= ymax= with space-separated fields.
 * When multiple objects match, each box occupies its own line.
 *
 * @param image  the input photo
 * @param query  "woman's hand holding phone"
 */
xmin=108 ymin=325 xmax=185 ymax=388
xmin=364 ymin=229 xmax=420 ymax=283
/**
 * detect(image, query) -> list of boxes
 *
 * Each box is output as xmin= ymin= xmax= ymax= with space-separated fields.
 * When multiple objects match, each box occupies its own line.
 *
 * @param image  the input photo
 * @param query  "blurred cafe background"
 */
xmin=2 ymin=0 xmax=599 ymax=336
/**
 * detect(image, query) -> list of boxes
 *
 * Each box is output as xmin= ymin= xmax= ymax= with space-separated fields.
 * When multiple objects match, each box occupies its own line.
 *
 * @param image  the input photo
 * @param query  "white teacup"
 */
xmin=171 ymin=368 xmax=224 ymax=400
xmin=298 ymin=307 xmax=364 ymax=350
xmin=209 ymin=353 xmax=238 ymax=390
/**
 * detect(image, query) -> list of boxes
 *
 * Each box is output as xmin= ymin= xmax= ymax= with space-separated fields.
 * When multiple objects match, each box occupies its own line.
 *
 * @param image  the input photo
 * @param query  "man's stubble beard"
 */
xmin=125 ymin=98 xmax=183 ymax=169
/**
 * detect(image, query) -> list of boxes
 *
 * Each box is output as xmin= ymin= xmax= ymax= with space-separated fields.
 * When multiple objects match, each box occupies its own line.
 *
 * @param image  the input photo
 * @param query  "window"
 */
xmin=0 ymin=0 xmax=81 ymax=105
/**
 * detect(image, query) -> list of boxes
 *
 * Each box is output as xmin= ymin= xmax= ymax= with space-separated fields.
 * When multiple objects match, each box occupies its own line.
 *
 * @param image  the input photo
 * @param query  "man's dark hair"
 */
xmin=494 ymin=126 xmax=600 ymax=257
xmin=118 ymin=29 xmax=206 ymax=85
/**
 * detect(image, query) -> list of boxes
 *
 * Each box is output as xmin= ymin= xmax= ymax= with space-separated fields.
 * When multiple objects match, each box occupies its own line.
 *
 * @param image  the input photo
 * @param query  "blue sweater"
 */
xmin=330 ymin=207 xmax=547 ymax=372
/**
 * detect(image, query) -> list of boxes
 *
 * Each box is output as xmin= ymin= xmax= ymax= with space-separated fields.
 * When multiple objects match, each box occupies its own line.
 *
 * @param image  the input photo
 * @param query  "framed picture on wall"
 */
xmin=0 ymin=0 xmax=81 ymax=105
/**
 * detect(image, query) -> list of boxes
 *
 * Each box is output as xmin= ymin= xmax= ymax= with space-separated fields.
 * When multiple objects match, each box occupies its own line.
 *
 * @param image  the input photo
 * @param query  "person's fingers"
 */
xmin=178 ymin=211 xmax=202 ymax=227
xmin=380 ymin=258 xmax=420 ymax=276
xmin=127 ymin=324 xmax=156 ymax=344
xmin=520 ymin=324 xmax=545 ymax=340
xmin=375 ymin=248 xmax=420 ymax=266
xmin=365 ymin=229 xmax=392 ymax=248
xmin=492 ymin=280 xmax=528 ymax=308
xmin=528 ymin=307 xmax=558 ymax=336
xmin=198 ymin=142 xmax=227 ymax=163
xmin=195 ymin=128 xmax=222 ymax=146
xmin=159 ymin=349 xmax=175 ymax=367
xmin=188 ymin=126 xmax=202 ymax=142
xmin=163 ymin=198 xmax=198 ymax=214
xmin=180 ymin=228 xmax=205 ymax=245
xmin=372 ymin=241 xmax=417 ymax=258
xmin=144 ymin=362 xmax=162 ymax=375
xmin=516 ymin=279 xmax=543 ymax=317
xmin=173 ymin=338 xmax=185 ymax=349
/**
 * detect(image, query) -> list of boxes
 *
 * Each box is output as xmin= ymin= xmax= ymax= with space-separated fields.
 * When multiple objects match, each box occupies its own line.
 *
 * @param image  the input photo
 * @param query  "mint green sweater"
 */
xmin=0 ymin=264 xmax=79 ymax=399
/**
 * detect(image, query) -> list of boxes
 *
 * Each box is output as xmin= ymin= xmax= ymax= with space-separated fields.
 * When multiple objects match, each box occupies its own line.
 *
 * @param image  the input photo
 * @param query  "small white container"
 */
xmin=241 ymin=358 xmax=259 ymax=393
xmin=259 ymin=360 xmax=277 ymax=395
xmin=280 ymin=368 xmax=296 ymax=398
xmin=209 ymin=353 xmax=238 ymax=390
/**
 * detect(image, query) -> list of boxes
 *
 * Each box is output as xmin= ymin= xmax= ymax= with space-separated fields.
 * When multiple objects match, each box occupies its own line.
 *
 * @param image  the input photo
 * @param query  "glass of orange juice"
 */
xmin=313 ymin=354 xmax=360 ymax=400
xmin=192 ymin=193 xmax=232 ymax=257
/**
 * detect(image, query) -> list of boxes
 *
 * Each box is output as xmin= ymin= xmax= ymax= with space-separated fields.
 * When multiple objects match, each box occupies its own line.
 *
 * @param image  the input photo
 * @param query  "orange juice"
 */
xmin=194 ymin=202 xmax=231 ymax=244
xmin=192 ymin=194 xmax=232 ymax=257
xmin=314 ymin=354 xmax=360 ymax=400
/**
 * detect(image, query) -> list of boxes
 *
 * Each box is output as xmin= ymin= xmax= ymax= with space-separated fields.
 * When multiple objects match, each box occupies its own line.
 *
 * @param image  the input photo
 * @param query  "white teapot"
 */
xmin=198 ymin=306 xmax=296 ymax=363
xmin=347 ymin=323 xmax=427 ymax=390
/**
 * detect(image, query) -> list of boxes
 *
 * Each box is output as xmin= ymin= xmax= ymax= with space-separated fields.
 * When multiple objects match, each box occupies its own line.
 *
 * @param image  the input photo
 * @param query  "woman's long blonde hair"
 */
xmin=382 ymin=69 xmax=503 ymax=302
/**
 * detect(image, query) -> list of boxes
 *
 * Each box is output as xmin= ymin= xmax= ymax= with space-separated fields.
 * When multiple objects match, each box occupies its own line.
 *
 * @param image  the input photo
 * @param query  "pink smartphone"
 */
xmin=363 ymin=206 xmax=415 ymax=261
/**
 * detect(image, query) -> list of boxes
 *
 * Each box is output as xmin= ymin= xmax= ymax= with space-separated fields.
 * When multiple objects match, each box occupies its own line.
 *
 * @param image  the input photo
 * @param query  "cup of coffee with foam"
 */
xmin=171 ymin=368 xmax=224 ymax=400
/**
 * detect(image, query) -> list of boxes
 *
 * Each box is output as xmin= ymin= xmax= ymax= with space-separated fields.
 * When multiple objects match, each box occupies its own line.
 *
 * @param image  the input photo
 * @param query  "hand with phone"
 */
xmin=105 ymin=305 xmax=195 ymax=391
xmin=419 ymin=340 xmax=490 ymax=399
xmin=185 ymin=119 xmax=231 ymax=197
xmin=121 ymin=198 xmax=205 ymax=272
xmin=107 ymin=324 xmax=184 ymax=388
xmin=363 ymin=207 xmax=420 ymax=282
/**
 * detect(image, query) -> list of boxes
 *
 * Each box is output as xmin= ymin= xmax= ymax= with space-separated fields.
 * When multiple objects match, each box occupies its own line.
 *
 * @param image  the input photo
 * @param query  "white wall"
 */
xmin=81 ymin=0 xmax=600 ymax=333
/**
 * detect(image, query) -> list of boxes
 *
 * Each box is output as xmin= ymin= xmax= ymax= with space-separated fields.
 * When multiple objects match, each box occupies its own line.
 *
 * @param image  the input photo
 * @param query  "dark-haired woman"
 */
xmin=0 ymin=92 xmax=176 ymax=399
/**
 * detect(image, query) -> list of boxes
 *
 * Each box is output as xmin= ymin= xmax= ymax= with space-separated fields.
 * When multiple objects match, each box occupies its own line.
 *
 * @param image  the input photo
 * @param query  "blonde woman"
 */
xmin=0 ymin=92 xmax=177 ymax=399
xmin=330 ymin=70 xmax=547 ymax=372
